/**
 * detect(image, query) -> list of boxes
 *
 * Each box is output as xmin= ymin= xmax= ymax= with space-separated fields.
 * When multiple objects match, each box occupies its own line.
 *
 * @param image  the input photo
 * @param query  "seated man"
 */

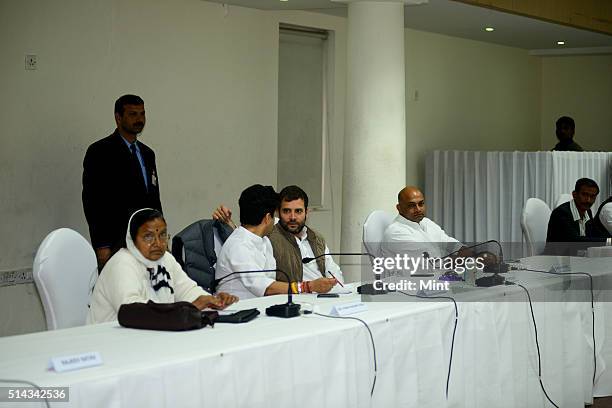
xmin=381 ymin=186 xmax=465 ymax=259
xmin=545 ymin=178 xmax=608 ymax=254
xmin=215 ymin=184 xmax=336 ymax=299
xmin=380 ymin=187 xmax=501 ymax=280
xmin=269 ymin=185 xmax=344 ymax=285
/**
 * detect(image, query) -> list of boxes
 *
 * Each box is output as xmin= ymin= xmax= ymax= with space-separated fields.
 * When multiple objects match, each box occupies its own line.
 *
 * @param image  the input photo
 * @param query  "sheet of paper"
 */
xmin=328 ymin=283 xmax=353 ymax=295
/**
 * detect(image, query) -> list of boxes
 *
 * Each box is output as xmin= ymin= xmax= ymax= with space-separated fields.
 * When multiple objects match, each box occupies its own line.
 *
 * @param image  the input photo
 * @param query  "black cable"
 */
xmin=313 ymin=312 xmax=377 ymax=396
xmin=516 ymin=267 xmax=596 ymax=385
xmin=514 ymin=283 xmax=560 ymax=408
xmin=0 ymin=379 xmax=51 ymax=408
xmin=397 ymin=291 xmax=458 ymax=400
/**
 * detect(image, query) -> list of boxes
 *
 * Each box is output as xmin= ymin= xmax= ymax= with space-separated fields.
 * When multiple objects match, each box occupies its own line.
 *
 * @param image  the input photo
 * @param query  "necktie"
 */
xmin=130 ymin=143 xmax=148 ymax=191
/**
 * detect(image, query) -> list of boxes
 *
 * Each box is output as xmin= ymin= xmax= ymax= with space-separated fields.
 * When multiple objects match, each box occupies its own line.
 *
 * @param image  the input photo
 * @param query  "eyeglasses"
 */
xmin=141 ymin=232 xmax=170 ymax=245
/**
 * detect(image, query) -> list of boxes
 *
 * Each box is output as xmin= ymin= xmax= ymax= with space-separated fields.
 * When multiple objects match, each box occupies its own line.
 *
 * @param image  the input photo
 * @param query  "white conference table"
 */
xmin=0 ymin=256 xmax=611 ymax=408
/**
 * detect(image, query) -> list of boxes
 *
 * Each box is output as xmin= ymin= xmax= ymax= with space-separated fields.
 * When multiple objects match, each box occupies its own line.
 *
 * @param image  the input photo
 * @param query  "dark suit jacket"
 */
xmin=545 ymin=201 xmax=605 ymax=255
xmin=82 ymin=130 xmax=162 ymax=250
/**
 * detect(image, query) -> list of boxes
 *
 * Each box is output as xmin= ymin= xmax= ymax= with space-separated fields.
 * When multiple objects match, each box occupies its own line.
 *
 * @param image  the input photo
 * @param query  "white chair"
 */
xmin=555 ymin=193 xmax=572 ymax=209
xmin=33 ymin=228 xmax=97 ymax=330
xmin=362 ymin=210 xmax=396 ymax=258
xmin=521 ymin=198 xmax=552 ymax=256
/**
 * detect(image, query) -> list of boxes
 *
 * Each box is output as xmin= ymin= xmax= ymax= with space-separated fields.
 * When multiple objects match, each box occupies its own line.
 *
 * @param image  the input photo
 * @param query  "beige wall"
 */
xmin=540 ymin=55 xmax=612 ymax=152
xmin=404 ymin=28 xmax=542 ymax=186
xmin=0 ymin=0 xmax=276 ymax=271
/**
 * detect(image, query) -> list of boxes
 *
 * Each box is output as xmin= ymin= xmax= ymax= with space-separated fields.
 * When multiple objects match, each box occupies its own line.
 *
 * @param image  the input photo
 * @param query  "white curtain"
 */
xmin=425 ymin=151 xmax=612 ymax=245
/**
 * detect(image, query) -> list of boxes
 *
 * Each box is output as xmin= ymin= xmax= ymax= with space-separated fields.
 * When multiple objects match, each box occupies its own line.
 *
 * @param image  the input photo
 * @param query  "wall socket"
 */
xmin=25 ymin=54 xmax=37 ymax=70
xmin=0 ymin=268 xmax=33 ymax=287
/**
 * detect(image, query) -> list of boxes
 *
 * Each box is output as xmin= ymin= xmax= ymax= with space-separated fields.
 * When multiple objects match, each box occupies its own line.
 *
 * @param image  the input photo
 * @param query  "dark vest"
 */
xmin=268 ymin=224 xmax=327 ymax=282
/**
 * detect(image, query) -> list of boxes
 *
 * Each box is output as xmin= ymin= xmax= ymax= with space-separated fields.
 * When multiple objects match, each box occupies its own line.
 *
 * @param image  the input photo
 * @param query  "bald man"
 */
xmin=381 ymin=186 xmax=463 ymax=259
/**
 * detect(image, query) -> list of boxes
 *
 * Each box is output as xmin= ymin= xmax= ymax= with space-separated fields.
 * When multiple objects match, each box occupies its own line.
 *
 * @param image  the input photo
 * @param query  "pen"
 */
xmin=327 ymin=271 xmax=344 ymax=287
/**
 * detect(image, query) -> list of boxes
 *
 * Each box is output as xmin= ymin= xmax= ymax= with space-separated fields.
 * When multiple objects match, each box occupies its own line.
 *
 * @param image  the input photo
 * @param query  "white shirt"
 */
xmin=381 ymin=215 xmax=462 ymax=259
xmin=87 ymin=249 xmax=208 ymax=324
xmin=599 ymin=203 xmax=612 ymax=235
xmin=569 ymin=199 xmax=591 ymax=237
xmin=215 ymin=226 xmax=276 ymax=299
xmin=294 ymin=226 xmax=344 ymax=284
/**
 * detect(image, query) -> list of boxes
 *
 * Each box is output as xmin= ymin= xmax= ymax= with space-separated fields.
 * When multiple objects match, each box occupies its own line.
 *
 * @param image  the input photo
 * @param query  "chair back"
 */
xmin=171 ymin=219 xmax=233 ymax=292
xmin=521 ymin=198 xmax=552 ymax=256
xmin=33 ymin=228 xmax=97 ymax=330
xmin=555 ymin=193 xmax=572 ymax=209
xmin=362 ymin=210 xmax=396 ymax=258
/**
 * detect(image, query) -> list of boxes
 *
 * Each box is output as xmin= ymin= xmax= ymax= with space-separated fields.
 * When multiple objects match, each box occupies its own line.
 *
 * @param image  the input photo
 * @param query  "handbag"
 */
xmin=118 ymin=301 xmax=217 ymax=331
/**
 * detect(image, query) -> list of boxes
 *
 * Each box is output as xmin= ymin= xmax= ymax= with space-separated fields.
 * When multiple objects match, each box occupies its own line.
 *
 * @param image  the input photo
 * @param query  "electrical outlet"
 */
xmin=0 ymin=268 xmax=33 ymax=287
xmin=25 ymin=54 xmax=37 ymax=70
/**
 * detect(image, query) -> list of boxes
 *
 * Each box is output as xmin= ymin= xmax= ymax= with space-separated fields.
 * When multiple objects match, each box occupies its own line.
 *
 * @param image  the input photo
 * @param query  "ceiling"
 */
xmin=205 ymin=0 xmax=612 ymax=51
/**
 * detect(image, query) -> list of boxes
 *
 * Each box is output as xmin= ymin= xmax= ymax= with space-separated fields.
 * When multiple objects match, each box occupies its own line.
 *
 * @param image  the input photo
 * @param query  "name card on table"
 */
xmin=49 ymin=352 xmax=103 ymax=373
xmin=329 ymin=302 xmax=368 ymax=317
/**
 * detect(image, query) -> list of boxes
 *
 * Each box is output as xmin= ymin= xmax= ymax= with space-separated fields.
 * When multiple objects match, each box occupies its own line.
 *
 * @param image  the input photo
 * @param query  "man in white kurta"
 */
xmin=381 ymin=186 xmax=463 ymax=259
xmin=215 ymin=226 xmax=277 ymax=299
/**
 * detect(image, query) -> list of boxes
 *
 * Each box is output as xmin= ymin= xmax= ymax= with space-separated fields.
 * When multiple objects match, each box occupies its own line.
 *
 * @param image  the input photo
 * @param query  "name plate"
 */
xmin=50 ymin=352 xmax=103 ymax=373
xmin=329 ymin=301 xmax=368 ymax=317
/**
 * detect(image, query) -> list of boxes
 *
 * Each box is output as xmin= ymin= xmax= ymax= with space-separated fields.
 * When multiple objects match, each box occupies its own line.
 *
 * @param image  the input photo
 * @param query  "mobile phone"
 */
xmin=317 ymin=293 xmax=340 ymax=298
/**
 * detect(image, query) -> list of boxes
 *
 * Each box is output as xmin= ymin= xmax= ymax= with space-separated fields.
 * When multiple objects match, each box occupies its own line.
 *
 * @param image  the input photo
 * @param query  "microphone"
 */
xmin=301 ymin=251 xmax=390 ymax=295
xmin=480 ymin=240 xmax=509 ymax=274
xmin=441 ymin=240 xmax=508 ymax=287
xmin=212 ymin=268 xmax=301 ymax=318
xmin=475 ymin=240 xmax=507 ymax=287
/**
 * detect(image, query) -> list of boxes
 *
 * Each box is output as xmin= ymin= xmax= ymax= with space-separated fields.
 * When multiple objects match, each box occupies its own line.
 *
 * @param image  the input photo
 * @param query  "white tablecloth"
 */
xmin=425 ymin=151 xmax=612 ymax=244
xmin=0 ymin=256 xmax=611 ymax=408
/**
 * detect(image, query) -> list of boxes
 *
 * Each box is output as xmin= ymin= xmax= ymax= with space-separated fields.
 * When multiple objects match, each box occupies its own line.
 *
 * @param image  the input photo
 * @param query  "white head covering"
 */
xmin=126 ymin=208 xmax=175 ymax=302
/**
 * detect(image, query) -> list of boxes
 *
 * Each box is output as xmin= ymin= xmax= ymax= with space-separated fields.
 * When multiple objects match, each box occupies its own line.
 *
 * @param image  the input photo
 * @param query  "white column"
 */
xmin=337 ymin=0 xmax=412 ymax=281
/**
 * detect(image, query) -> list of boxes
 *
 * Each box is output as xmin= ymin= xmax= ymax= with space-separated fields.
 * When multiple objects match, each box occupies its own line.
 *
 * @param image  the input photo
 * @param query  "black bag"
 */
xmin=118 ymin=301 xmax=217 ymax=331
xmin=213 ymin=308 xmax=260 ymax=324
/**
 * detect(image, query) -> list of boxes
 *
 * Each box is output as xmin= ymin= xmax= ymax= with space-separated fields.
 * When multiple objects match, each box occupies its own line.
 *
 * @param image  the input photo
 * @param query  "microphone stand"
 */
xmin=474 ymin=240 xmax=507 ymax=287
xmin=212 ymin=268 xmax=301 ymax=318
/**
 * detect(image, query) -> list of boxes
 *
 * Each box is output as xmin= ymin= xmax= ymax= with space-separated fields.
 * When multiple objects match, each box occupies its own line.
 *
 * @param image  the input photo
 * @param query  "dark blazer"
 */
xmin=545 ymin=201 xmax=605 ymax=255
xmin=82 ymin=130 xmax=162 ymax=250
